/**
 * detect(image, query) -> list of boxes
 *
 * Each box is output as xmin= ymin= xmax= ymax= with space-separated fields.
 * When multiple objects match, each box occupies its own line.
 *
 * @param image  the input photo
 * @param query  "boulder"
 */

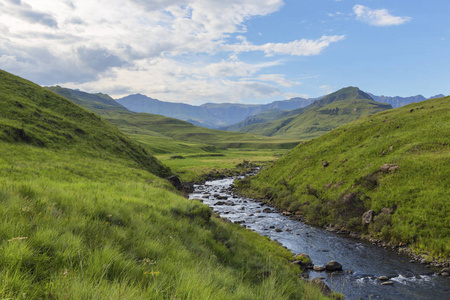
xmin=310 ymin=278 xmax=332 ymax=296
xmin=380 ymin=164 xmax=399 ymax=173
xmin=325 ymin=260 xmax=342 ymax=271
xmin=167 ymin=175 xmax=182 ymax=190
xmin=362 ymin=210 xmax=374 ymax=225
xmin=181 ymin=182 xmax=194 ymax=193
xmin=322 ymin=161 xmax=329 ymax=167
xmin=262 ymin=208 xmax=272 ymax=213
xmin=342 ymin=193 xmax=356 ymax=204
xmin=381 ymin=207 xmax=394 ymax=214
xmin=313 ymin=265 xmax=326 ymax=272
xmin=378 ymin=276 xmax=389 ymax=281
xmin=381 ymin=281 xmax=394 ymax=286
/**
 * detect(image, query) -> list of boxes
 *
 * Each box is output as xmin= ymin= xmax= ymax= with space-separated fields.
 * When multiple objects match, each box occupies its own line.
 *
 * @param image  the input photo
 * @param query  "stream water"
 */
xmin=189 ymin=177 xmax=449 ymax=300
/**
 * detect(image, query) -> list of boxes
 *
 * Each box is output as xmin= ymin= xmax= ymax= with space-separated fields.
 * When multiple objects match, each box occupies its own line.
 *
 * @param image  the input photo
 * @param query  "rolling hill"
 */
xmin=228 ymin=87 xmax=392 ymax=140
xmin=48 ymin=87 xmax=302 ymax=153
xmin=238 ymin=95 xmax=450 ymax=259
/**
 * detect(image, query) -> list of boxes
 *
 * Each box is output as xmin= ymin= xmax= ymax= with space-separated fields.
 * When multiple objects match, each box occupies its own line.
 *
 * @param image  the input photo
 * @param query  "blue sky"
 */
xmin=0 ymin=0 xmax=448 ymax=104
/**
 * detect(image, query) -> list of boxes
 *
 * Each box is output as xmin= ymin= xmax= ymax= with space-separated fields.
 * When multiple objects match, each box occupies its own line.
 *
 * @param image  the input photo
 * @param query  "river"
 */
xmin=189 ymin=177 xmax=449 ymax=300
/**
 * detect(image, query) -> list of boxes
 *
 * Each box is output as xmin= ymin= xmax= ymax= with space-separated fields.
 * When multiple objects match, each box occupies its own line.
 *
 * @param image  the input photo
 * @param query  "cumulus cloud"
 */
xmin=0 ymin=0 xmax=344 ymax=103
xmin=353 ymin=5 xmax=411 ymax=26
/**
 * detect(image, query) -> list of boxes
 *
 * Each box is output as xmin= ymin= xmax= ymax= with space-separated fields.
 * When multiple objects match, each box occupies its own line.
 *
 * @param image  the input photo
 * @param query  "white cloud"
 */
xmin=353 ymin=5 xmax=411 ymax=26
xmin=0 ymin=0 xmax=345 ymax=103
xmin=225 ymin=35 xmax=345 ymax=56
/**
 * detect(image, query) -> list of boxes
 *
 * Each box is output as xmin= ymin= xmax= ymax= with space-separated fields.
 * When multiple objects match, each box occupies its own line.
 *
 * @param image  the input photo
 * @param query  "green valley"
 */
xmin=238 ymin=96 xmax=450 ymax=260
xmin=0 ymin=70 xmax=331 ymax=299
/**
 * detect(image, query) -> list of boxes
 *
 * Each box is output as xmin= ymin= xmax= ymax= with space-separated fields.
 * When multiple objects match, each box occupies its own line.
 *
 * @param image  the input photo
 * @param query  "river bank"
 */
xmin=231 ymin=173 xmax=450 ymax=271
xmin=189 ymin=176 xmax=450 ymax=299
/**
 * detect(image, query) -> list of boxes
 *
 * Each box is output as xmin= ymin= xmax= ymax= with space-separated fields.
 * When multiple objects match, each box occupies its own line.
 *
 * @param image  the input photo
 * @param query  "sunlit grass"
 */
xmin=243 ymin=97 xmax=450 ymax=259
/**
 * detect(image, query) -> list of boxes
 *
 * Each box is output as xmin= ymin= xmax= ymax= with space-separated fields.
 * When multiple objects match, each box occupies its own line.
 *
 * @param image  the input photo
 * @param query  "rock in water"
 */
xmin=314 ymin=265 xmax=326 ymax=272
xmin=325 ymin=260 xmax=342 ymax=271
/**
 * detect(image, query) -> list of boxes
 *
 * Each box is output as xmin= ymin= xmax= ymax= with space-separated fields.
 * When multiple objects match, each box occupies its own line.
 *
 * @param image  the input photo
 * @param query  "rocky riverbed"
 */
xmin=189 ymin=177 xmax=450 ymax=300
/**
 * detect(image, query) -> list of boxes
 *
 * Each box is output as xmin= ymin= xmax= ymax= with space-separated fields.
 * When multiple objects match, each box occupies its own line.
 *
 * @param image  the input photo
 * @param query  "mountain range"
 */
xmin=225 ymin=87 xmax=392 ymax=140
xmin=116 ymin=94 xmax=316 ymax=128
xmin=116 ymin=91 xmax=444 ymax=129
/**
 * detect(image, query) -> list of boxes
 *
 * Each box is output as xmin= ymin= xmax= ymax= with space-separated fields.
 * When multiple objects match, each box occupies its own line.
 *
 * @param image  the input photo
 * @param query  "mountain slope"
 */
xmin=46 ymin=86 xmax=131 ymax=117
xmin=232 ymin=87 xmax=392 ymax=140
xmin=116 ymin=94 xmax=315 ymax=128
xmin=0 ymin=70 xmax=169 ymax=177
xmin=48 ymin=87 xmax=301 ymax=152
xmin=240 ymin=96 xmax=450 ymax=259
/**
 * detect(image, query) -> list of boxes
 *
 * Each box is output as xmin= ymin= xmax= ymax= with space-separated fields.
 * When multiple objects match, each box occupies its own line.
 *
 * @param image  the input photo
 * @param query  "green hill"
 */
xmin=239 ymin=96 xmax=450 ymax=259
xmin=45 ymin=86 xmax=131 ymax=117
xmin=0 ymin=70 xmax=329 ymax=298
xmin=48 ymin=87 xmax=301 ymax=153
xmin=233 ymin=87 xmax=392 ymax=140
xmin=0 ymin=70 xmax=169 ymax=177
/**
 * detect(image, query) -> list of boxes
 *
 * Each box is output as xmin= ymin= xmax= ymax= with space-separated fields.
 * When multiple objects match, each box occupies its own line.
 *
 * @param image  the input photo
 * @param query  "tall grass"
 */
xmin=0 ymin=144 xmax=328 ymax=299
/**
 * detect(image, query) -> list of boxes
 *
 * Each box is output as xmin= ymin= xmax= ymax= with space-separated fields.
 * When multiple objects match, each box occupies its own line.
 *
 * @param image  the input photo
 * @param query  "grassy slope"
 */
xmin=48 ymin=87 xmax=301 ymax=154
xmin=235 ymin=87 xmax=392 ymax=140
xmin=241 ymin=97 xmax=450 ymax=259
xmin=0 ymin=70 xmax=169 ymax=177
xmin=113 ymin=113 xmax=301 ymax=150
xmin=223 ymin=108 xmax=288 ymax=132
xmin=45 ymin=86 xmax=131 ymax=118
xmin=0 ymin=70 xmax=329 ymax=299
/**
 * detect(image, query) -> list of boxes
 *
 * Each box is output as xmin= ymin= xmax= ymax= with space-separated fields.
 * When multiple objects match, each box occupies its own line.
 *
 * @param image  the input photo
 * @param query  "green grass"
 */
xmin=240 ymin=96 xmax=450 ymax=259
xmin=0 ymin=70 xmax=169 ymax=177
xmin=0 ymin=144 xmax=330 ymax=299
xmin=0 ymin=69 xmax=332 ymax=299
xmin=158 ymin=149 xmax=288 ymax=182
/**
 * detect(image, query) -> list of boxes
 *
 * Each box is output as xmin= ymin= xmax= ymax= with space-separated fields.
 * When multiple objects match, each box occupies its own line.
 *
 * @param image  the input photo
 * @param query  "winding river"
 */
xmin=189 ymin=177 xmax=449 ymax=300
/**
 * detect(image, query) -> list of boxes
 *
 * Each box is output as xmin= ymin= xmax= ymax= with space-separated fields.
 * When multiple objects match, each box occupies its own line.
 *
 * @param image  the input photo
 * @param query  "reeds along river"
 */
xmin=189 ymin=177 xmax=450 ymax=300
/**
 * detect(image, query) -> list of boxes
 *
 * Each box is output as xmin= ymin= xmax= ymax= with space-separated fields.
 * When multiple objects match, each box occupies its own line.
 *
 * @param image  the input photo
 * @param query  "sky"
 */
xmin=0 ymin=0 xmax=449 ymax=104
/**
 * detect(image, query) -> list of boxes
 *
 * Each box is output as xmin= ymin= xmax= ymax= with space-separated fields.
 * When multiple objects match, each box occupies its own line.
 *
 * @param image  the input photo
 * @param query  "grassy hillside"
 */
xmin=48 ymin=87 xmax=301 ymax=154
xmin=0 ymin=70 xmax=169 ymax=177
xmin=222 ymin=108 xmax=288 ymax=132
xmin=113 ymin=113 xmax=301 ymax=150
xmin=234 ymin=87 xmax=392 ymax=140
xmin=0 ymin=70 xmax=331 ymax=298
xmin=239 ymin=96 xmax=450 ymax=259
xmin=45 ymin=86 xmax=131 ymax=117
